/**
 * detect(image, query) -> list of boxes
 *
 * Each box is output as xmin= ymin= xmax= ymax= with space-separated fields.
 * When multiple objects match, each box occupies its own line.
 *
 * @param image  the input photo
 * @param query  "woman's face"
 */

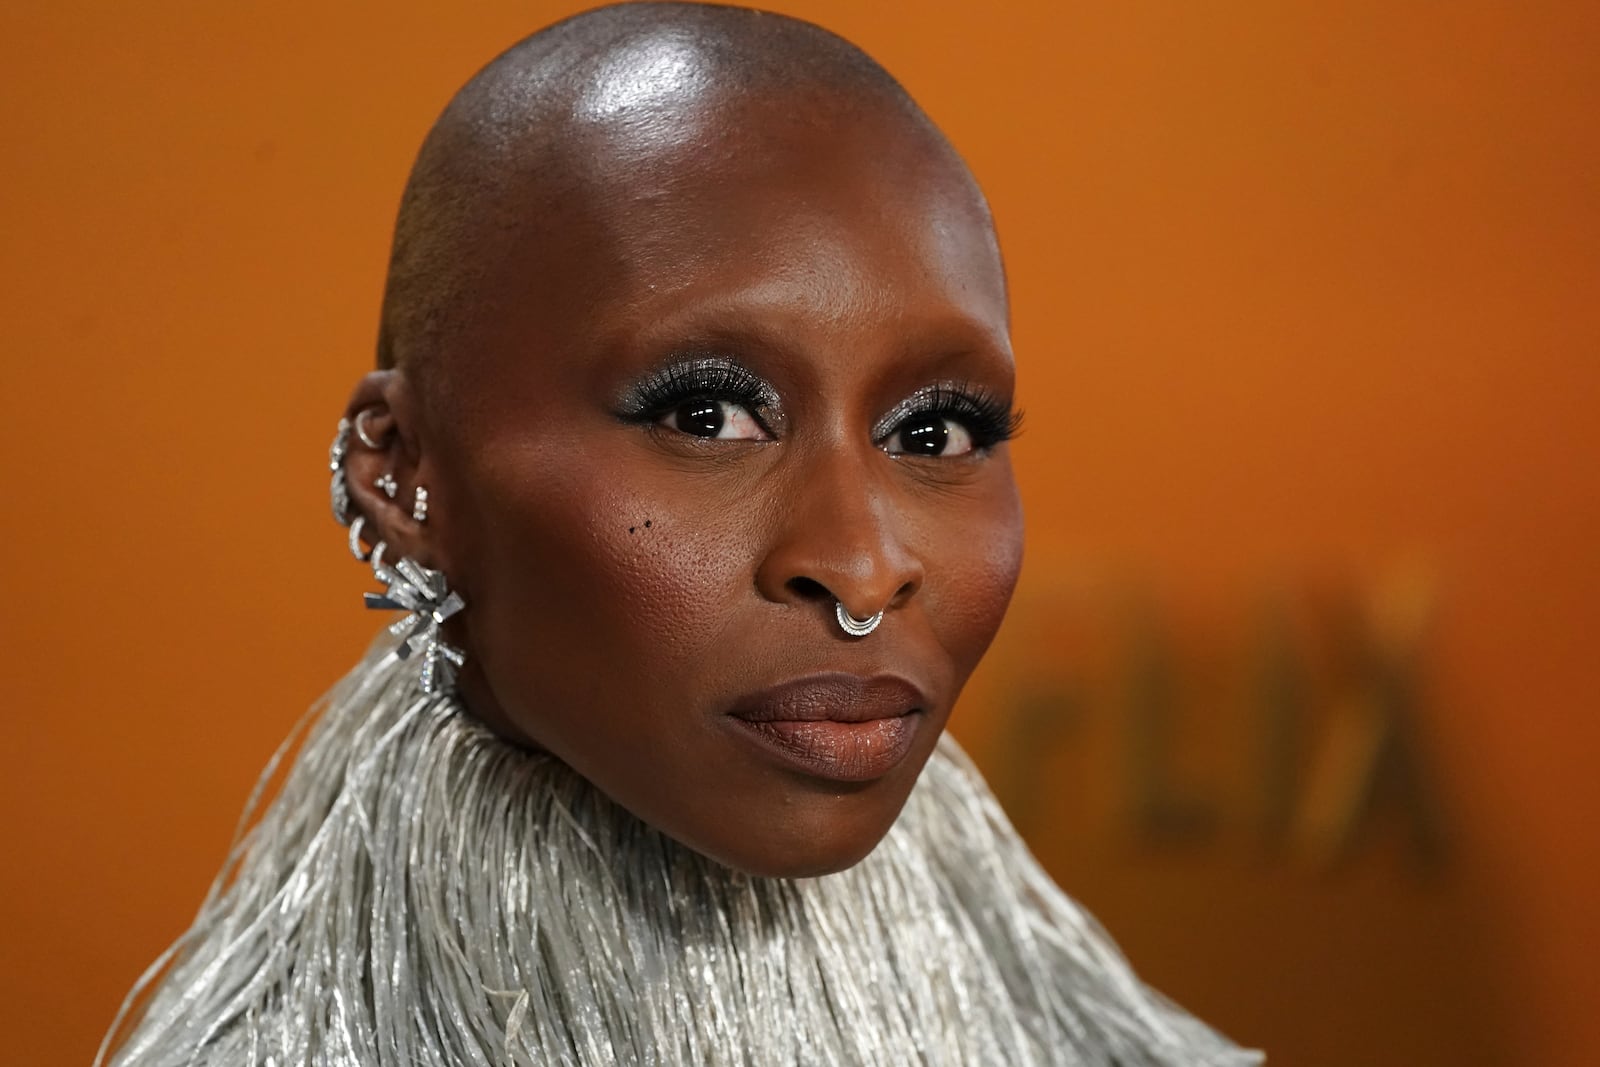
xmin=417 ymin=94 xmax=1022 ymax=877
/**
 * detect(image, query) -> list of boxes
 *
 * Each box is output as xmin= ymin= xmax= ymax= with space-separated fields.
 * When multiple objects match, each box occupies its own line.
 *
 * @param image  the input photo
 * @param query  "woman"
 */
xmin=101 ymin=4 xmax=1260 ymax=1064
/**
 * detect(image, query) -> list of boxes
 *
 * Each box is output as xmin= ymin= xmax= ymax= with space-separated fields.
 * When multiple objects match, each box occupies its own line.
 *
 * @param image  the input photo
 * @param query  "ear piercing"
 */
xmin=365 ymin=557 xmax=466 ymax=694
xmin=347 ymin=515 xmax=370 ymax=560
xmin=368 ymin=478 xmax=430 ymax=522
xmin=329 ymin=418 xmax=355 ymax=526
xmin=353 ymin=408 xmax=385 ymax=449
xmin=329 ymin=414 xmax=466 ymax=695
xmin=835 ymin=602 xmax=883 ymax=637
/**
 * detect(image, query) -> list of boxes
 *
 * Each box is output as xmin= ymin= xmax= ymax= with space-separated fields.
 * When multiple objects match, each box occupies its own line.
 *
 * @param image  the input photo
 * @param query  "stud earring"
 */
xmin=374 ymin=472 xmax=399 ymax=499
xmin=412 ymin=485 xmax=429 ymax=523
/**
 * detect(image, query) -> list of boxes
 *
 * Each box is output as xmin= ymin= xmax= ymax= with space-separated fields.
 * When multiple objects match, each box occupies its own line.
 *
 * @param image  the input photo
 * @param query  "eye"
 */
xmin=660 ymin=398 xmax=770 ymax=440
xmin=875 ymin=383 xmax=1022 ymax=459
xmin=883 ymin=413 xmax=976 ymax=457
xmin=617 ymin=357 xmax=781 ymax=442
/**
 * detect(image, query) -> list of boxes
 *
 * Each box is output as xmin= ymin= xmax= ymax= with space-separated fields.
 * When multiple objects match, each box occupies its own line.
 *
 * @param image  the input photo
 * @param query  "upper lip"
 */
xmin=727 ymin=673 xmax=927 ymax=723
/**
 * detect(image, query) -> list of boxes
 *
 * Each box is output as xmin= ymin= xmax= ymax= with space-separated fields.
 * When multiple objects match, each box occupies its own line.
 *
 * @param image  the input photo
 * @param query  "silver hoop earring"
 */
xmin=412 ymin=485 xmax=429 ymax=523
xmin=329 ymin=417 xmax=354 ymax=526
xmin=365 ymin=557 xmax=467 ymax=694
xmin=835 ymin=601 xmax=883 ymax=637
xmin=347 ymin=515 xmax=370 ymax=561
xmin=353 ymin=408 xmax=385 ymax=449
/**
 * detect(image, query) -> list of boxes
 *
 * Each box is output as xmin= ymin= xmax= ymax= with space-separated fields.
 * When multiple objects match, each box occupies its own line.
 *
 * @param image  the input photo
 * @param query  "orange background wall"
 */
xmin=2 ymin=3 xmax=1596 ymax=1065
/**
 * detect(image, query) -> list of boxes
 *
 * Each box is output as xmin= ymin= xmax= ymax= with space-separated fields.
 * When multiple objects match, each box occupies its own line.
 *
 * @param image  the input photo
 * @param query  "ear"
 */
xmin=340 ymin=369 xmax=433 ymax=565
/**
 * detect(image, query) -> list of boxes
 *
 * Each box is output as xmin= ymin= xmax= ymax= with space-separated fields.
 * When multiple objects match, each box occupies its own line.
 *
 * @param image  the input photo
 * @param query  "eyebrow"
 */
xmin=597 ymin=291 xmax=1010 ymax=371
xmin=611 ymin=353 xmax=783 ymax=418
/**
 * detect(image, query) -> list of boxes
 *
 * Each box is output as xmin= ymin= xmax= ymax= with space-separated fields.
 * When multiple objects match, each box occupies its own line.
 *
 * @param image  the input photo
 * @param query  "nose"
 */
xmin=754 ymin=446 xmax=924 ymax=622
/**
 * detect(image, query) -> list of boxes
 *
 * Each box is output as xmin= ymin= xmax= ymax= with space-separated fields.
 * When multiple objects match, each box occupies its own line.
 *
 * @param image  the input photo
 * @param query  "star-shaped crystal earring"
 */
xmin=364 ymin=554 xmax=467 ymax=695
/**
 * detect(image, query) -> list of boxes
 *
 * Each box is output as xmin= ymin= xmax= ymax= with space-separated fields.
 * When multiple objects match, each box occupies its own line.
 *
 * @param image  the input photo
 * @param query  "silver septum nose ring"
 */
xmin=835 ymin=601 xmax=883 ymax=637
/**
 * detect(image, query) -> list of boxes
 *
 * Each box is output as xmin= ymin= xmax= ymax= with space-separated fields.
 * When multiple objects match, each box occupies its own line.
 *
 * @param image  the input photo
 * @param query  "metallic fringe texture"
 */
xmin=99 ymin=636 xmax=1262 ymax=1066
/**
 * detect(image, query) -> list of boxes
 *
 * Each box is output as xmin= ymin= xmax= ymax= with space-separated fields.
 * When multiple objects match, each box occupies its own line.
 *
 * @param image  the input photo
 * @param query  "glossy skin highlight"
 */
xmin=341 ymin=43 xmax=1022 ymax=878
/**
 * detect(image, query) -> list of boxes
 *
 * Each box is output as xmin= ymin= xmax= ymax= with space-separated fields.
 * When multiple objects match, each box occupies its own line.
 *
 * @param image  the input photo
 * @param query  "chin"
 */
xmin=712 ymin=841 xmax=885 ymax=881
xmin=684 ymin=791 xmax=911 ymax=880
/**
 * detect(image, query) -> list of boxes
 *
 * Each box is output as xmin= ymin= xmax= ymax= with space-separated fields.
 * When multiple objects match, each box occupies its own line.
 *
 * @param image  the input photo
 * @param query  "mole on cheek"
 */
xmin=627 ymin=519 xmax=654 ymax=535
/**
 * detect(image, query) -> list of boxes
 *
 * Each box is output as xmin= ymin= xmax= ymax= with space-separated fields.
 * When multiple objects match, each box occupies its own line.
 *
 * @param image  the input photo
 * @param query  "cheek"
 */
xmin=459 ymin=444 xmax=760 ymax=725
xmin=926 ymin=480 xmax=1024 ymax=675
xmin=594 ymin=500 xmax=757 ymax=669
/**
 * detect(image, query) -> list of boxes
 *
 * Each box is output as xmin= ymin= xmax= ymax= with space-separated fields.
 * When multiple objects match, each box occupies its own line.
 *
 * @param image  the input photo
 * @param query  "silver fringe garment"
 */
xmin=100 ymin=636 xmax=1262 ymax=1066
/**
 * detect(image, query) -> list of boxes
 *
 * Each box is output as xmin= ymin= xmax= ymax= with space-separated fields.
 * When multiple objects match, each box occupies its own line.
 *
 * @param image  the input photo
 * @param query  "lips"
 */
xmin=725 ymin=673 xmax=928 ymax=782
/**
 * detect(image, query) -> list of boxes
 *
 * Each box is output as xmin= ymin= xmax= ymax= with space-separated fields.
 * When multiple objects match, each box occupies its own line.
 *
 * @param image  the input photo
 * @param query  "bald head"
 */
xmin=376 ymin=2 xmax=980 ymax=384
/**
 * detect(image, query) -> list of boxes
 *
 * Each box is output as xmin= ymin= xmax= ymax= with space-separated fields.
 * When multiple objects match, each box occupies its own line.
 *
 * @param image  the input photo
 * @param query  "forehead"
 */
xmin=519 ymin=89 xmax=1009 ymax=360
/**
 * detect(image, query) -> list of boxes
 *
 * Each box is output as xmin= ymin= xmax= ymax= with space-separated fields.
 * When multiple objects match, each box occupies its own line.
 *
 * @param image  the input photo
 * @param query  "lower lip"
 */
xmin=728 ymin=714 xmax=921 ymax=782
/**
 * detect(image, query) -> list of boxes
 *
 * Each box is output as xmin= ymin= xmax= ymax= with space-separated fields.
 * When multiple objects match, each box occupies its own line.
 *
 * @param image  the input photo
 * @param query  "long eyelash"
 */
xmin=616 ymin=356 xmax=780 ymax=423
xmin=875 ymin=382 xmax=1024 ymax=450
